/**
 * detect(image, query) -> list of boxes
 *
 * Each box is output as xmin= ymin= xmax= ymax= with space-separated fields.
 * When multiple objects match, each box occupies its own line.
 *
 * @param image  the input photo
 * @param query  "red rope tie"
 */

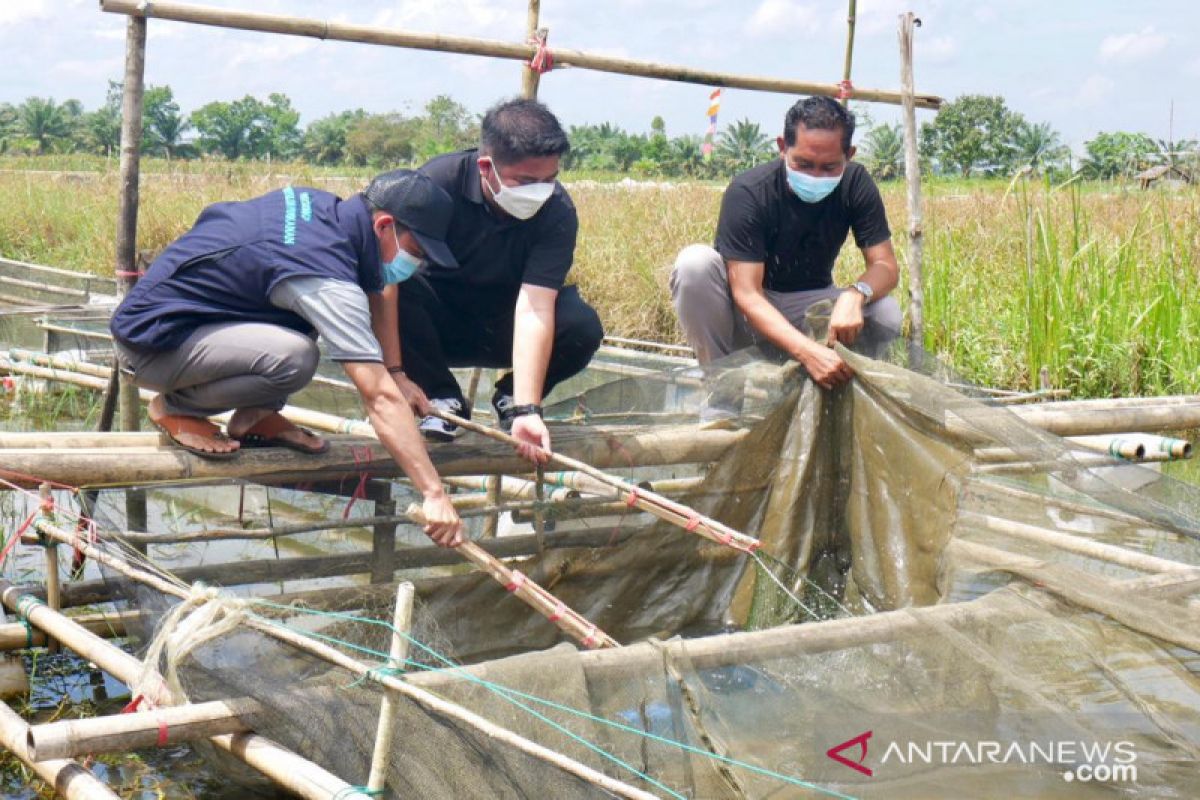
xmin=528 ymin=29 xmax=554 ymax=74
xmin=121 ymin=694 xmax=146 ymax=714
xmin=837 ymin=79 xmax=855 ymax=100
xmin=342 ymin=446 xmax=374 ymax=519
xmin=0 ymin=509 xmax=37 ymax=567
xmin=685 ymin=515 xmax=701 ymax=532
xmin=114 ymin=270 xmax=145 ymax=278
xmin=582 ymin=625 xmax=599 ymax=649
xmin=624 ymin=489 xmax=640 ymax=508
xmin=718 ymin=530 xmax=733 ymax=546
xmin=156 ymin=715 xmax=170 ymax=747
xmin=548 ymin=600 xmax=565 ymax=623
xmin=504 ymin=570 xmax=527 ymax=593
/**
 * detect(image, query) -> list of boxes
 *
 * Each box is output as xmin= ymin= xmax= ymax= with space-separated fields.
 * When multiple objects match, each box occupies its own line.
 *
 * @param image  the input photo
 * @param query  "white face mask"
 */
xmin=481 ymin=158 xmax=555 ymax=220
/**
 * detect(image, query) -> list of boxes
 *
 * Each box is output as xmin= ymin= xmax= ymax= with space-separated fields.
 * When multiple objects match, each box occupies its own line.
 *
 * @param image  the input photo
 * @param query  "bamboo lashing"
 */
xmin=405 ymin=504 xmax=618 ymax=649
xmin=429 ymin=408 xmax=762 ymax=554
xmin=18 ymin=526 xmax=652 ymax=799
xmin=99 ymin=0 xmax=941 ymax=109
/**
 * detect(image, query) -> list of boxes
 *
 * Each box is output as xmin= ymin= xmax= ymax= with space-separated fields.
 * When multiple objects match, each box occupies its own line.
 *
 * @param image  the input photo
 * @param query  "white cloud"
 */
xmin=744 ymin=0 xmax=820 ymax=39
xmin=1098 ymin=26 xmax=1168 ymax=62
xmin=848 ymin=0 xmax=913 ymax=37
xmin=228 ymin=36 xmax=318 ymax=69
xmin=1075 ymin=74 xmax=1114 ymax=107
xmin=51 ymin=57 xmax=124 ymax=80
xmin=919 ymin=35 xmax=958 ymax=64
xmin=0 ymin=0 xmax=50 ymax=26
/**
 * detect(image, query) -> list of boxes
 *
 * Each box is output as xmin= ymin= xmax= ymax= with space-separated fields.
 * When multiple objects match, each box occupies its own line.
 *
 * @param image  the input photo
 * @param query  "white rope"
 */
xmin=134 ymin=582 xmax=247 ymax=705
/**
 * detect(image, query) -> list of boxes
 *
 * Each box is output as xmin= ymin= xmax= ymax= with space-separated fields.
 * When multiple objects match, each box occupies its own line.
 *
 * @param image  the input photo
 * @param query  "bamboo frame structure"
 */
xmin=0 ymin=700 xmax=120 ymax=800
xmin=366 ymin=581 xmax=414 ymax=792
xmin=8 ymin=532 xmax=657 ymax=800
xmin=99 ymin=0 xmax=941 ymax=109
xmin=899 ymin=12 xmax=925 ymax=347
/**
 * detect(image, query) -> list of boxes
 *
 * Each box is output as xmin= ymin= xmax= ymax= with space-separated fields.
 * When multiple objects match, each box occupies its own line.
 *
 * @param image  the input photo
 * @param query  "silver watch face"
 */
xmin=853 ymin=281 xmax=874 ymax=300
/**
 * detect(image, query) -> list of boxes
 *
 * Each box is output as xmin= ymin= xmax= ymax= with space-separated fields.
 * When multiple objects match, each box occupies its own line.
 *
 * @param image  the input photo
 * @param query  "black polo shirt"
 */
xmin=418 ymin=149 xmax=578 ymax=291
xmin=714 ymin=160 xmax=890 ymax=292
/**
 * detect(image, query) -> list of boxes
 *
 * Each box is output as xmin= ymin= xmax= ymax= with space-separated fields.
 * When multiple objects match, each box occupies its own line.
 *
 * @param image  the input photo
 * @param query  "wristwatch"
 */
xmin=510 ymin=403 xmax=544 ymax=419
xmin=850 ymin=281 xmax=874 ymax=302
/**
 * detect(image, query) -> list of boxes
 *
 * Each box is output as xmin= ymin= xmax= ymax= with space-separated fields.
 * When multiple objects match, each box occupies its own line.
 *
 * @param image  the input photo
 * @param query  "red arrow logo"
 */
xmin=826 ymin=730 xmax=873 ymax=776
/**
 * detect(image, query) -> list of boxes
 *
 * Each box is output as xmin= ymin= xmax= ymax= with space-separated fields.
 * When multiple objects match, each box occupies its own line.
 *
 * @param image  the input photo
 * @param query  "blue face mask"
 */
xmin=381 ymin=227 xmax=423 ymax=285
xmin=785 ymin=164 xmax=843 ymax=204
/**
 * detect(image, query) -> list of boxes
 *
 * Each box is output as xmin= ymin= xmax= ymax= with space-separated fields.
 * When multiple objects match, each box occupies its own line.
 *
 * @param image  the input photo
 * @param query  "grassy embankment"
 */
xmin=1 ymin=155 xmax=1197 ymax=397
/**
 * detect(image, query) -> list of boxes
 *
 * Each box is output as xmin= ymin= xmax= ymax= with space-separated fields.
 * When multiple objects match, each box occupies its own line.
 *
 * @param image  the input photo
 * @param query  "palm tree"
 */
xmin=1009 ymin=121 xmax=1069 ymax=175
xmin=716 ymin=118 xmax=774 ymax=172
xmin=148 ymin=114 xmax=193 ymax=160
xmin=860 ymin=123 xmax=904 ymax=180
xmin=19 ymin=97 xmax=73 ymax=155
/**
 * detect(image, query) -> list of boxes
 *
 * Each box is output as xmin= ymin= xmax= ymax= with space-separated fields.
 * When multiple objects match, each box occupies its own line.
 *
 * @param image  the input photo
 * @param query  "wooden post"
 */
xmin=366 ymin=581 xmax=415 ymax=793
xmin=483 ymin=474 xmax=502 ymax=539
xmin=520 ymin=0 xmax=542 ymax=99
xmin=368 ymin=482 xmax=396 ymax=584
xmin=116 ymin=14 xmax=149 ymax=535
xmin=898 ymin=13 xmax=925 ymax=351
xmin=840 ymin=0 xmax=857 ymax=106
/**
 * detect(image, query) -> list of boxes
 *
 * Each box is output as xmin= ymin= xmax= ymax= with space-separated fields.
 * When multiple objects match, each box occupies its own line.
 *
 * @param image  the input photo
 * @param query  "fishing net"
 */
xmin=6 ymin=305 xmax=1199 ymax=799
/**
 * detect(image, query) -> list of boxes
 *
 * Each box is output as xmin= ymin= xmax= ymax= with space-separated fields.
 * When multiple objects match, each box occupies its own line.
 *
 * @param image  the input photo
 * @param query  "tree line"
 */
xmin=1 ymin=86 xmax=1195 ymax=182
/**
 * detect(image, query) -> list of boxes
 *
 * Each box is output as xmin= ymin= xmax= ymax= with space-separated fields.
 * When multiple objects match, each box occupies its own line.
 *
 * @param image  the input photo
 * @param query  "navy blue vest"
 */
xmin=111 ymin=188 xmax=383 ymax=350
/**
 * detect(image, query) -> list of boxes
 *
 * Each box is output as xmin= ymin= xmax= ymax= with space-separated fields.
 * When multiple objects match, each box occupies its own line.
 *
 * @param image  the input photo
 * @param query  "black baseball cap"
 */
xmin=363 ymin=169 xmax=458 ymax=268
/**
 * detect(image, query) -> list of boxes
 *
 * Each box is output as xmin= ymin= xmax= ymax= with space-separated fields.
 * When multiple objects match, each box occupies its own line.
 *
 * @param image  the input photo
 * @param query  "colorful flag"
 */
xmin=701 ymin=88 xmax=721 ymax=159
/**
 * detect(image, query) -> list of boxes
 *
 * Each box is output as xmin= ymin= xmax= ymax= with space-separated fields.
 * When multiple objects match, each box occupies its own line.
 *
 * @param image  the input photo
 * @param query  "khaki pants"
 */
xmin=115 ymin=322 xmax=319 ymax=417
xmin=669 ymin=243 xmax=902 ymax=365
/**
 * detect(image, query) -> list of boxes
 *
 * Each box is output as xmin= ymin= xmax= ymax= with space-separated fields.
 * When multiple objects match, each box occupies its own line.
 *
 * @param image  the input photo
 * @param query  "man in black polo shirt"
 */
xmin=386 ymin=98 xmax=603 ymax=461
xmin=670 ymin=96 xmax=901 ymax=396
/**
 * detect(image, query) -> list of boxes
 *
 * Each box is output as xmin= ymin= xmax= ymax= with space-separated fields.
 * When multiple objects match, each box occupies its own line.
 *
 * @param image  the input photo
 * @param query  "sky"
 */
xmin=2 ymin=0 xmax=1197 ymax=153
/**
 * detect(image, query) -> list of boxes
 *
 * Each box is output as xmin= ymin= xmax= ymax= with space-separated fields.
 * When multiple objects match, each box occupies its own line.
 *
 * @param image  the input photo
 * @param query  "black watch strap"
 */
xmin=510 ymin=403 xmax=544 ymax=418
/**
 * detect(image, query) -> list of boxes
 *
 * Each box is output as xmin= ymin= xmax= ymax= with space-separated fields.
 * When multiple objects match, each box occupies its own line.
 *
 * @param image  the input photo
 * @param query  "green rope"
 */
xmin=331 ymin=786 xmax=383 ymax=799
xmin=250 ymin=608 xmax=686 ymax=800
xmin=249 ymin=600 xmax=858 ymax=800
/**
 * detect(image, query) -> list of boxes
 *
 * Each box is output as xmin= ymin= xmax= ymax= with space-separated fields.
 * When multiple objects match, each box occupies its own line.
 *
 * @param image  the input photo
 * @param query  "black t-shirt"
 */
xmin=418 ymin=149 xmax=578 ymax=291
xmin=714 ymin=160 xmax=890 ymax=292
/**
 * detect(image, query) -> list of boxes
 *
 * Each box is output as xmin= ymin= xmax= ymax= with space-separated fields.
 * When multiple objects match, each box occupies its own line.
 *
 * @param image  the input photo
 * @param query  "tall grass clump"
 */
xmin=919 ymin=180 xmax=1200 ymax=395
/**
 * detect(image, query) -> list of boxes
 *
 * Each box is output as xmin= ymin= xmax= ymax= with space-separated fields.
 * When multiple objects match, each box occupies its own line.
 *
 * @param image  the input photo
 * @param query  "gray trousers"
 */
xmin=669 ymin=244 xmax=902 ymax=365
xmin=115 ymin=322 xmax=320 ymax=418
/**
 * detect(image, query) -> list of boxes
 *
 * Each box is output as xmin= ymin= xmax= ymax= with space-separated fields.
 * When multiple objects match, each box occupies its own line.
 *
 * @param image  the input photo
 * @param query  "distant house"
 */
xmin=1134 ymin=164 xmax=1193 ymax=190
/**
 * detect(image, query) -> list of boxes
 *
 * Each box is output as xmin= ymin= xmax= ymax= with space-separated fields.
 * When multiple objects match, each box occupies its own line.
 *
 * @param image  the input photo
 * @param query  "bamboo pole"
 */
xmin=366 ymin=581 xmax=414 ymax=793
xmin=27 ymin=697 xmax=257 ymax=762
xmin=99 ymin=0 xmax=941 ymax=109
xmin=1008 ymin=395 xmax=1200 ymax=436
xmin=958 ymin=512 xmax=1196 ymax=575
xmin=445 ymin=474 xmax=580 ymax=502
xmin=38 ymin=484 xmax=61 ymax=656
xmin=0 ymin=700 xmax=120 ymax=800
xmin=430 ymin=409 xmax=762 ymax=554
xmin=0 ymin=609 xmax=139 ymax=651
xmin=898 ymin=12 xmax=925 ymax=348
xmin=14 ymin=532 xmax=654 ymax=800
xmin=0 ymin=581 xmax=364 ymax=799
xmin=406 ymin=505 xmax=618 ymax=649
xmin=840 ymin=0 xmax=857 ymax=107
xmin=520 ymin=0 xmax=542 ymax=99
xmin=1070 ymin=433 xmax=1191 ymax=461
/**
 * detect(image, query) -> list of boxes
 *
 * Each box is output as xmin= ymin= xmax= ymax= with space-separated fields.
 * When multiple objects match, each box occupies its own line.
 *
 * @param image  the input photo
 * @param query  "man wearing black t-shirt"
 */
xmin=670 ymin=96 xmax=901 ymax=392
xmin=380 ymin=99 xmax=603 ymax=462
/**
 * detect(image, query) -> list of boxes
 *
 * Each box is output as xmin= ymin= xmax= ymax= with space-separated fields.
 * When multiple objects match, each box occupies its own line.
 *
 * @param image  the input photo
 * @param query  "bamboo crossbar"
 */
xmin=99 ymin=0 xmax=940 ymax=109
xmin=21 ymin=525 xmax=655 ymax=799
xmin=27 ymin=697 xmax=258 ymax=762
xmin=0 ymin=700 xmax=120 ymax=800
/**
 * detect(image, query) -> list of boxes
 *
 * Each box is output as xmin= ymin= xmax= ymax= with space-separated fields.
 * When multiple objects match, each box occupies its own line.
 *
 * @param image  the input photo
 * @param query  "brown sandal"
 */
xmin=234 ymin=412 xmax=330 ymax=455
xmin=153 ymin=414 xmax=239 ymax=460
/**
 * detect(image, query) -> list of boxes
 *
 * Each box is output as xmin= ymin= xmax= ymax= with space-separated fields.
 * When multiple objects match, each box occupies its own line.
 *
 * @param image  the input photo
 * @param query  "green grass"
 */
xmin=1 ymin=155 xmax=1198 ymax=397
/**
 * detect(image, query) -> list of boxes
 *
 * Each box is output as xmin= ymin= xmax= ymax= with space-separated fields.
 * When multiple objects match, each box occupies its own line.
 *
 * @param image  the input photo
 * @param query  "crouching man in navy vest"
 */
xmin=110 ymin=170 xmax=463 ymax=546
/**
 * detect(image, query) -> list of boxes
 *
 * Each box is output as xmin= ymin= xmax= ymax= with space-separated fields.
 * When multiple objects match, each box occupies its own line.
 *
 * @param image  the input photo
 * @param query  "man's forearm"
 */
xmin=512 ymin=307 xmax=553 ymax=404
xmin=735 ymin=289 xmax=818 ymax=361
